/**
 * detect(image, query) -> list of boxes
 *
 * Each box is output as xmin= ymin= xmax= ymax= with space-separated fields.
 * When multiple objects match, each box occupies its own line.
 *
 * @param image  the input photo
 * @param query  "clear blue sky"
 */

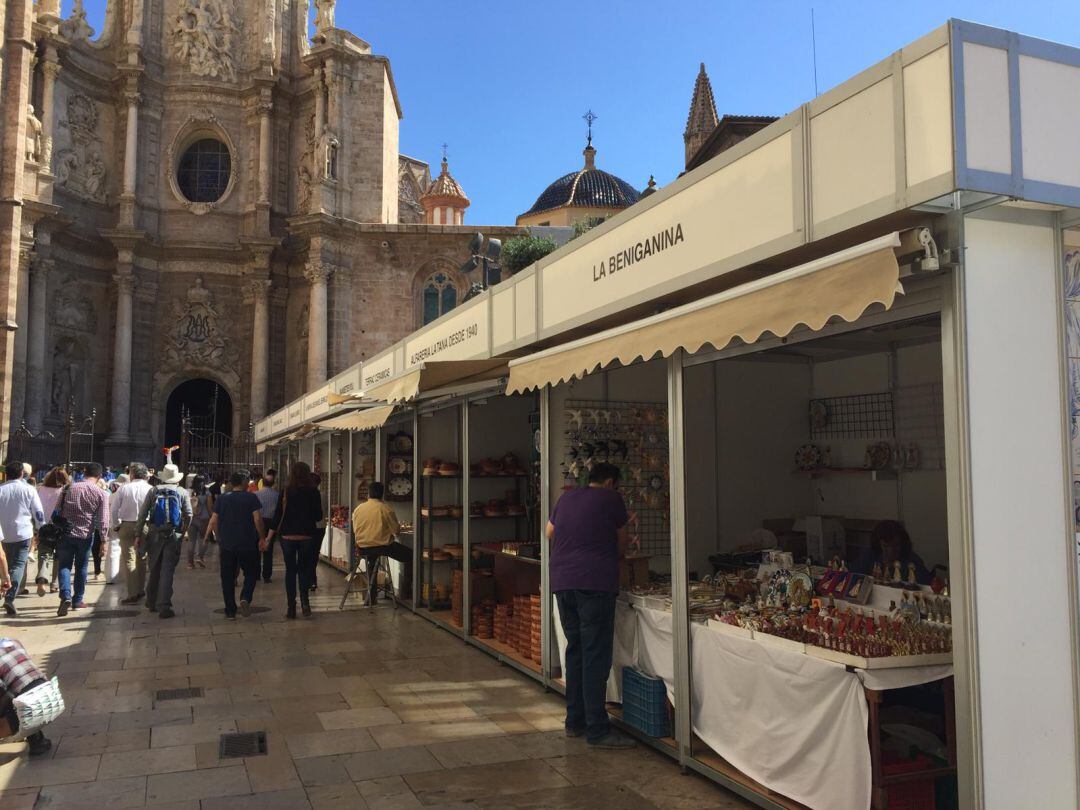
xmin=68 ymin=1 xmax=1080 ymax=225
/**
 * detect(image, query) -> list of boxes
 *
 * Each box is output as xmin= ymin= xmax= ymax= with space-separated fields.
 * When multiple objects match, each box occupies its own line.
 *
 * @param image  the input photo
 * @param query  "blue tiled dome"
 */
xmin=523 ymin=147 xmax=642 ymax=217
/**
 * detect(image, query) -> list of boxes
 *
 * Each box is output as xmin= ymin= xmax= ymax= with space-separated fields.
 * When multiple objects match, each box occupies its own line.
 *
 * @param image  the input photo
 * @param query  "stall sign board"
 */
xmin=404 ymin=301 xmax=489 ymax=369
xmin=363 ymin=352 xmax=397 ymax=393
xmin=304 ymin=385 xmax=332 ymax=421
xmin=286 ymin=401 xmax=304 ymax=428
xmin=333 ymin=364 xmax=363 ymax=398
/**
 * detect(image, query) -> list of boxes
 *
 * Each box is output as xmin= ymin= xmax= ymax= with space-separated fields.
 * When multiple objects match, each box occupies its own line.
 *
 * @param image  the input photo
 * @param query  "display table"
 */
xmin=554 ymin=602 xmax=954 ymax=810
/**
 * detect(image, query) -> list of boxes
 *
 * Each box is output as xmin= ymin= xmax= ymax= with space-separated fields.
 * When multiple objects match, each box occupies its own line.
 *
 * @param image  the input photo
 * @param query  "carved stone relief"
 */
xmin=55 ymin=94 xmax=107 ymax=203
xmin=297 ymin=112 xmax=316 ymax=210
xmin=59 ymin=0 xmax=94 ymax=42
xmin=160 ymin=277 xmax=239 ymax=374
xmin=173 ymin=0 xmax=243 ymax=83
xmin=52 ymin=275 xmax=97 ymax=334
xmin=50 ymin=337 xmax=85 ymax=417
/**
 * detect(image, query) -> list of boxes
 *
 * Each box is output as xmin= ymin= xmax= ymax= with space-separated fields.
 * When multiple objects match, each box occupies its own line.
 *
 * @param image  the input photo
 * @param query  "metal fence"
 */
xmin=1 ymin=398 xmax=98 ymax=474
xmin=179 ymin=406 xmax=258 ymax=477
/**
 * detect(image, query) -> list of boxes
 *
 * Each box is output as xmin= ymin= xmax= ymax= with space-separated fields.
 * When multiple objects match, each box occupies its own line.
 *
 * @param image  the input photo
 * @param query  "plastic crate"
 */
xmin=884 ymin=754 xmax=937 ymax=810
xmin=621 ymin=667 xmax=670 ymax=738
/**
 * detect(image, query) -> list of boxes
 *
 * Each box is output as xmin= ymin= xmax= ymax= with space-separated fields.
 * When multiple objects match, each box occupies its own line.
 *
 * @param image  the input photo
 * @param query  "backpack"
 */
xmin=151 ymin=487 xmax=183 ymax=529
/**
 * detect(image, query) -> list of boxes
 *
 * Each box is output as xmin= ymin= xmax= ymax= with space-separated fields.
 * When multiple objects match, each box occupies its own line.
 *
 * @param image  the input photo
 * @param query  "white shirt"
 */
xmin=0 ymin=479 xmax=44 ymax=543
xmin=113 ymin=479 xmax=154 ymax=524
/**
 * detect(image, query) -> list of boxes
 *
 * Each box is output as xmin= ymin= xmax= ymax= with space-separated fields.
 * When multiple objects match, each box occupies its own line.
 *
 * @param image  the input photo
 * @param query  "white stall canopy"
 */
xmin=316 ymin=405 xmax=397 ymax=432
xmin=366 ymin=360 xmax=508 ymax=403
xmin=507 ymin=233 xmax=903 ymax=393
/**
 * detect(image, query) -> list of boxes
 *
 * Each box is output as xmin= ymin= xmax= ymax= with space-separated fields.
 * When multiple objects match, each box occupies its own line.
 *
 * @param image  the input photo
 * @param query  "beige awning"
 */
xmin=316 ymin=405 xmax=396 ymax=432
xmin=327 ymin=391 xmax=363 ymax=407
xmin=507 ymin=233 xmax=904 ymax=394
xmin=365 ymin=360 xmax=508 ymax=404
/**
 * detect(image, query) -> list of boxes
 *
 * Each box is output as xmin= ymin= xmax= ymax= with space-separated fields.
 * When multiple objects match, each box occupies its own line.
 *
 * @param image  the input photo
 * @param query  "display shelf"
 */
xmin=470 ymin=514 xmax=527 ymax=520
xmin=690 ymin=746 xmax=807 ymax=810
xmin=421 ymin=474 xmax=462 ymax=480
xmin=469 ymin=635 xmax=542 ymax=678
xmin=469 ymin=473 xmax=529 ymax=479
xmin=793 ymin=467 xmax=898 ymax=481
xmin=417 ymin=607 xmax=464 ymax=637
xmin=608 ymin=705 xmax=677 ymax=754
xmin=473 ymin=546 xmax=540 ymax=566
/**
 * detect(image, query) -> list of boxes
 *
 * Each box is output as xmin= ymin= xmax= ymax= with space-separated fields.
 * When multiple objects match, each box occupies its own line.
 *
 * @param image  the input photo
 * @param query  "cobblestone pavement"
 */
xmin=0 ymin=549 xmax=751 ymax=809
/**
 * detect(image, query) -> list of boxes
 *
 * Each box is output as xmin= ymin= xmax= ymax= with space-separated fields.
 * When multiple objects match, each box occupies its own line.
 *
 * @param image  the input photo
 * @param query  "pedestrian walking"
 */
xmin=134 ymin=464 xmax=192 ymax=620
xmin=89 ymin=476 xmax=110 ymax=581
xmin=0 ymin=461 xmax=44 ymax=617
xmin=546 ymin=462 xmax=635 ymax=749
xmin=204 ymin=470 xmax=266 ymax=619
xmin=35 ymin=467 xmax=69 ymax=596
xmin=54 ymin=462 xmax=110 ymax=617
xmin=0 ymin=637 xmax=55 ymax=756
xmin=351 ymin=482 xmax=411 ymax=604
xmin=186 ymin=475 xmax=213 ymax=570
xmin=254 ymin=469 xmax=279 ymax=583
xmin=113 ymin=464 xmax=154 ymax=605
xmin=103 ymin=475 xmax=127 ymax=585
xmin=266 ymin=461 xmax=323 ymax=620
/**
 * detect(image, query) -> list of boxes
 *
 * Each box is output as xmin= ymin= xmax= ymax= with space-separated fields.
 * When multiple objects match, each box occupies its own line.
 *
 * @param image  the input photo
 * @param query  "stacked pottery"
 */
xmin=472 ymin=600 xmax=495 ymax=638
xmin=450 ymin=570 xmax=463 ymax=626
xmin=494 ymin=603 xmax=512 ymax=642
xmin=529 ymin=594 xmax=542 ymax=662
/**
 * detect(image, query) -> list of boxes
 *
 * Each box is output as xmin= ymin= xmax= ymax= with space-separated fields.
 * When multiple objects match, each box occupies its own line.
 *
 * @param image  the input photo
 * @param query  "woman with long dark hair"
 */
xmin=266 ymin=461 xmax=323 ymax=619
xmin=35 ymin=467 xmax=69 ymax=596
xmin=186 ymin=475 xmax=213 ymax=569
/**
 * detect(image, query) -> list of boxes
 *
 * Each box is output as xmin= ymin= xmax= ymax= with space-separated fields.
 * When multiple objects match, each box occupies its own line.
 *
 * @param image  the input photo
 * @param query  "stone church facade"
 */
xmin=0 ymin=0 xmax=521 ymax=465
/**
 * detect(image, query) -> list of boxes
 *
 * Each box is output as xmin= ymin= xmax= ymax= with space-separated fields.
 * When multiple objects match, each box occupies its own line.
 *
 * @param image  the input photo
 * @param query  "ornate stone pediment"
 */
xmin=173 ymin=0 xmax=243 ymax=83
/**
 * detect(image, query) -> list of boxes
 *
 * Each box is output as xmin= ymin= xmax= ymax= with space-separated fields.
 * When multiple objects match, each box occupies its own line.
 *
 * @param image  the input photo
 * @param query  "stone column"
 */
xmin=120 ymin=91 xmax=140 ymax=226
xmin=107 ymin=267 xmax=135 ymax=443
xmin=314 ymin=67 xmax=326 ymax=134
xmin=24 ymin=257 xmax=50 ymax=431
xmin=257 ymin=101 xmax=273 ymax=205
xmin=39 ymin=57 xmax=61 ymax=171
xmin=304 ymin=262 xmax=333 ymax=390
xmin=246 ymin=277 xmax=271 ymax=421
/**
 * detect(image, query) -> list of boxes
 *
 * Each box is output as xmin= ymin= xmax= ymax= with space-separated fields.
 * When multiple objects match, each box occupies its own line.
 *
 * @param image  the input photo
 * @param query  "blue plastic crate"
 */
xmin=621 ymin=666 xmax=670 ymax=737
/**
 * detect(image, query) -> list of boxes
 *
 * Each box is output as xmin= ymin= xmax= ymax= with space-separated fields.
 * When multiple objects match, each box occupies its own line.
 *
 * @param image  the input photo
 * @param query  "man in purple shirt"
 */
xmin=55 ymin=462 xmax=110 ymax=617
xmin=547 ymin=462 xmax=633 ymax=749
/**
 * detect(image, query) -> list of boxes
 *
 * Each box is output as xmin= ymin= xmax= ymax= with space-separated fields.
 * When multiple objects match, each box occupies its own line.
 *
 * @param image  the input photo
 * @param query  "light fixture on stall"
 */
xmin=897 ymin=227 xmax=940 ymax=272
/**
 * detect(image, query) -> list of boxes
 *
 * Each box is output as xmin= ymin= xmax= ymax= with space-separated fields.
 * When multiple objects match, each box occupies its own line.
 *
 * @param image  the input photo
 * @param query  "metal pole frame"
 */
xmin=540 ymin=386 xmax=553 ymax=686
xmin=667 ymin=352 xmax=692 ymax=762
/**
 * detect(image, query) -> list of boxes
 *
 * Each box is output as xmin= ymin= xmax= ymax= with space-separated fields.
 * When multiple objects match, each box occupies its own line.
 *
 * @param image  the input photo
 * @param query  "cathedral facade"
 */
xmin=0 ymin=0 xmax=520 ymax=465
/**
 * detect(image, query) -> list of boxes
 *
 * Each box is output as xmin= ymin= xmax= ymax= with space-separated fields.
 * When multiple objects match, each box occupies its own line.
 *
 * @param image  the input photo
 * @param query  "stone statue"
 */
xmin=173 ymin=0 xmax=243 ymax=83
xmin=50 ymin=340 xmax=80 ymax=416
xmin=59 ymin=0 xmax=95 ymax=41
xmin=313 ymin=0 xmax=335 ymax=34
xmin=25 ymin=105 xmax=42 ymax=162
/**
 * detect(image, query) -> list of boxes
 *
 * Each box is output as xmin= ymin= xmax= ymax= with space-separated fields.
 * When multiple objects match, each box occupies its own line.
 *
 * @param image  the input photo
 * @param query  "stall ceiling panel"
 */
xmin=811 ymin=79 xmax=896 ymax=225
xmin=1019 ymin=55 xmax=1080 ymax=188
xmin=539 ymin=130 xmax=796 ymax=334
xmin=903 ymin=46 xmax=954 ymax=187
xmin=961 ymin=43 xmax=1011 ymax=175
xmin=509 ymin=234 xmax=902 ymax=394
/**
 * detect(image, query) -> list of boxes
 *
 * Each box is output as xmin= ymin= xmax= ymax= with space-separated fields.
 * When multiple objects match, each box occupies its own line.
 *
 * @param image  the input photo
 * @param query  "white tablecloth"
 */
xmin=553 ymin=602 xmax=953 ymax=810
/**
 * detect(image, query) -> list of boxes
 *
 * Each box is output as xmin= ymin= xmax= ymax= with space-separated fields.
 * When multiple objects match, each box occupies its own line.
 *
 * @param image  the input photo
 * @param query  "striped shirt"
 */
xmin=0 ymin=638 xmax=45 ymax=718
xmin=59 ymin=480 xmax=110 ymax=539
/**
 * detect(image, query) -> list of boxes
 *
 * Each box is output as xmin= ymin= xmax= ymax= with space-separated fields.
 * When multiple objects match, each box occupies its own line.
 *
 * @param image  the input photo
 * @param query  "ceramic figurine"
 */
xmin=892 ymin=560 xmax=903 ymax=583
xmin=907 ymin=562 xmax=918 ymax=586
xmin=872 ymin=562 xmax=883 ymax=582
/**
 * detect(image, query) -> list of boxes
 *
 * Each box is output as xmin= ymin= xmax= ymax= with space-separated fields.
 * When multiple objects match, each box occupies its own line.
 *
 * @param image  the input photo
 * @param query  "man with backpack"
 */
xmin=134 ymin=463 xmax=192 ymax=620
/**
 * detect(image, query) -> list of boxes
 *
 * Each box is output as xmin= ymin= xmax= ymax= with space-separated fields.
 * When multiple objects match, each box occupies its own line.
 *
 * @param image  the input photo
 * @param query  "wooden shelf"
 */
xmin=471 ymin=635 xmax=542 ymax=675
xmin=794 ymin=467 xmax=897 ymax=481
xmin=470 ymin=513 xmax=527 ymax=520
xmin=473 ymin=546 xmax=540 ymax=566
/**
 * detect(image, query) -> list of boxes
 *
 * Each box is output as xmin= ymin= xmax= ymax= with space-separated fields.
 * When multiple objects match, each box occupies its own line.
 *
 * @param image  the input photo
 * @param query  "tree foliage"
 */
xmin=501 ymin=235 xmax=558 ymax=276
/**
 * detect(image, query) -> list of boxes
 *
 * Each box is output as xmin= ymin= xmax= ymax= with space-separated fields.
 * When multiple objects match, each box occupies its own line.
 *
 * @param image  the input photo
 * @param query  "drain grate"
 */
xmin=155 ymin=687 xmax=204 ymax=702
xmin=219 ymin=731 xmax=268 ymax=759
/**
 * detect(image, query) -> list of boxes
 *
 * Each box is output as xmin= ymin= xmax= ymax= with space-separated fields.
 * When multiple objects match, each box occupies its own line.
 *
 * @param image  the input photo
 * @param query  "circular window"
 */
xmin=176 ymin=138 xmax=232 ymax=204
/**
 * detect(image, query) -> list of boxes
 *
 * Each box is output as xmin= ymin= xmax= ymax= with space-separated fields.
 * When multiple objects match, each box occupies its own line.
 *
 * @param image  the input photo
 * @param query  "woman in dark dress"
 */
xmin=266 ymin=462 xmax=324 ymax=619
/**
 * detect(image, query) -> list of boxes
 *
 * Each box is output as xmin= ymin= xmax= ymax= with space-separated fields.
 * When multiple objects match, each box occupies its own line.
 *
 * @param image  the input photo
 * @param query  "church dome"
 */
xmin=522 ymin=145 xmax=642 ymax=218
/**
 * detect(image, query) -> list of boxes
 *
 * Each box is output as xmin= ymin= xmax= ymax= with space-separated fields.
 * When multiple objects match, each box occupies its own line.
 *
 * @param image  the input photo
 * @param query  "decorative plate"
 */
xmin=794 ymin=444 xmax=821 ymax=471
xmin=865 ymin=441 xmax=891 ymax=470
xmin=388 ymin=457 xmax=409 ymax=475
xmin=809 ymin=401 xmax=829 ymax=430
xmin=390 ymin=432 xmax=413 ymax=453
xmin=387 ymin=476 xmax=412 ymax=497
xmin=648 ymin=474 xmax=664 ymax=492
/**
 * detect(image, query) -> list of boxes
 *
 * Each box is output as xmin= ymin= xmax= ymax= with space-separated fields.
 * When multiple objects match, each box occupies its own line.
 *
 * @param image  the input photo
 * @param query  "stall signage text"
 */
xmin=408 ymin=321 xmax=480 ymax=366
xmin=592 ymin=223 xmax=685 ymax=282
xmin=363 ymin=358 xmax=394 ymax=390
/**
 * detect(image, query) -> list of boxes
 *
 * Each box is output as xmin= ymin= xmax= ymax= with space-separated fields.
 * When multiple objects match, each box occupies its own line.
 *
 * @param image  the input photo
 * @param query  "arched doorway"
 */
xmin=164 ymin=379 xmax=232 ymax=447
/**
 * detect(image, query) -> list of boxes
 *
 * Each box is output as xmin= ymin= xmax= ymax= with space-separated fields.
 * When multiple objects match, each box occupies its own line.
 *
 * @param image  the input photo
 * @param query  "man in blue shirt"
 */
xmin=0 ymin=461 xmax=45 ymax=616
xmin=203 ymin=470 xmax=267 ymax=619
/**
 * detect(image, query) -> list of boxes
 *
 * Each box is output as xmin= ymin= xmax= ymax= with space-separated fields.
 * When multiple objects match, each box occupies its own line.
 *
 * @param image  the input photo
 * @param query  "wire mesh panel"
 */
xmin=808 ymin=392 xmax=894 ymax=440
xmin=562 ymin=399 xmax=670 ymax=558
xmin=894 ymin=383 xmax=946 ymax=470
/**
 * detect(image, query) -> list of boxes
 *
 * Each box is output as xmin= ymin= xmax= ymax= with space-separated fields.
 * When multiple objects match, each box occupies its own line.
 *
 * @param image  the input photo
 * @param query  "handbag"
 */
xmin=50 ymin=485 xmax=72 ymax=533
xmin=4 ymin=677 xmax=65 ymax=741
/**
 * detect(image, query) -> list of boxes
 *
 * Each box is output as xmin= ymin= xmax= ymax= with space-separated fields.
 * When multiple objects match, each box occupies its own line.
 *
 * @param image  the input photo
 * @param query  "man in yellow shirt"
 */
xmin=351 ymin=483 xmax=411 ymax=603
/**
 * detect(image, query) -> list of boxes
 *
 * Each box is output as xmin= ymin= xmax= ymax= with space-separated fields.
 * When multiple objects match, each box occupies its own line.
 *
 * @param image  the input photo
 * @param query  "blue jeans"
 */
xmin=56 ymin=535 xmax=93 ymax=604
xmin=281 ymin=539 xmax=315 ymax=605
xmin=555 ymin=589 xmax=617 ymax=742
xmin=2 ymin=540 xmax=31 ymax=606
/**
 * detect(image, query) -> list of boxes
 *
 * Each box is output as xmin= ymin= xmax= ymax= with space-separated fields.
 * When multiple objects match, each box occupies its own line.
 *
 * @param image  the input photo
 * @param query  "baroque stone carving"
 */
xmin=25 ymin=104 xmax=43 ymax=163
xmin=313 ymin=0 xmax=335 ymax=35
xmin=52 ymin=275 xmax=97 ymax=333
xmin=161 ymin=277 xmax=237 ymax=371
xmin=173 ymin=0 xmax=243 ymax=83
xmin=55 ymin=94 xmax=106 ymax=203
xmin=50 ymin=337 xmax=83 ymax=416
xmin=59 ymin=0 xmax=94 ymax=42
xmin=297 ymin=112 xmax=316 ymax=210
